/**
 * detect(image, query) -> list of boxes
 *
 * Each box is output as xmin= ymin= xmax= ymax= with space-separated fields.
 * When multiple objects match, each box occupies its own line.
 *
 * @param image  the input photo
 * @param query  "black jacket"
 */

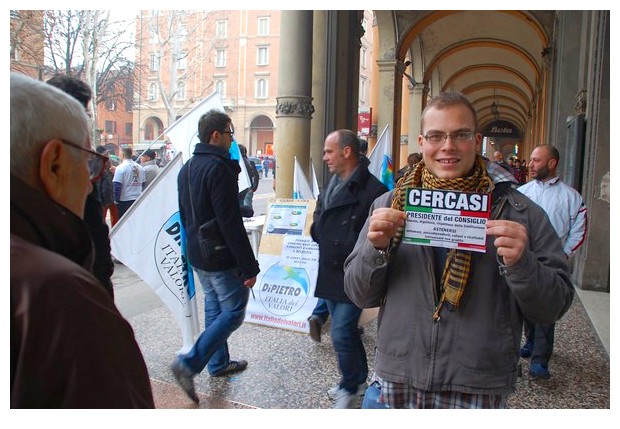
xmin=177 ymin=143 xmax=259 ymax=279
xmin=311 ymin=157 xmax=388 ymax=303
xmin=83 ymin=188 xmax=115 ymax=297
xmin=246 ymin=156 xmax=260 ymax=192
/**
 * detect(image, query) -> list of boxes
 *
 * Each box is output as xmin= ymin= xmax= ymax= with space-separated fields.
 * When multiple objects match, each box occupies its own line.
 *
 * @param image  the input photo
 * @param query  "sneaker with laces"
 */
xmin=170 ymin=358 xmax=199 ymax=404
xmin=327 ymin=381 xmax=367 ymax=400
xmin=210 ymin=359 xmax=248 ymax=377
xmin=332 ymin=387 xmax=362 ymax=409
xmin=520 ymin=339 xmax=534 ymax=358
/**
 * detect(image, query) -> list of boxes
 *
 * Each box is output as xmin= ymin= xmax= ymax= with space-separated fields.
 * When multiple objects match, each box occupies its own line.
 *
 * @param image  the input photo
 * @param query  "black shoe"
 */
xmin=171 ymin=358 xmax=199 ymax=403
xmin=529 ymin=362 xmax=550 ymax=380
xmin=308 ymin=316 xmax=322 ymax=343
xmin=211 ymin=360 xmax=248 ymax=377
xmin=520 ymin=340 xmax=533 ymax=358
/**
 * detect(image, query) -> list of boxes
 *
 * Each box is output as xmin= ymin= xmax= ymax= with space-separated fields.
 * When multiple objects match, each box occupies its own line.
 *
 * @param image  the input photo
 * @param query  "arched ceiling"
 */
xmin=393 ymin=10 xmax=555 ymax=135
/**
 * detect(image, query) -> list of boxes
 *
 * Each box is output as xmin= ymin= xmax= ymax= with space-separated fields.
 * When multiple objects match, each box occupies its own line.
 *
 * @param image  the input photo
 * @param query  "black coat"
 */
xmin=83 ymin=190 xmax=114 ymax=297
xmin=177 ymin=143 xmax=259 ymax=279
xmin=311 ymin=159 xmax=388 ymax=303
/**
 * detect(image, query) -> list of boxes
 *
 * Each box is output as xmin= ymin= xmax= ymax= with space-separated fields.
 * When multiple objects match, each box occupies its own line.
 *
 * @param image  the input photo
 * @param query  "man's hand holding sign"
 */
xmin=486 ymin=219 xmax=528 ymax=267
xmin=367 ymin=193 xmax=527 ymax=266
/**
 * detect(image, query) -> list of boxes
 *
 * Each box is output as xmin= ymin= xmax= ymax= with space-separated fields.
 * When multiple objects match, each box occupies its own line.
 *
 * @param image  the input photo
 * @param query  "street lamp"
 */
xmin=490 ymin=89 xmax=500 ymax=120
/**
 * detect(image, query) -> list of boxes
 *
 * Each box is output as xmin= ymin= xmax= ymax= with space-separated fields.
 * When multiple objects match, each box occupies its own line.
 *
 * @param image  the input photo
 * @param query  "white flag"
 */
xmin=165 ymin=92 xmax=223 ymax=162
xmin=110 ymin=153 xmax=199 ymax=353
xmin=311 ymin=161 xmax=320 ymax=199
xmin=229 ymin=139 xmax=251 ymax=193
xmin=293 ymin=157 xmax=315 ymax=199
xmin=165 ymin=92 xmax=250 ymax=192
xmin=367 ymin=124 xmax=395 ymax=190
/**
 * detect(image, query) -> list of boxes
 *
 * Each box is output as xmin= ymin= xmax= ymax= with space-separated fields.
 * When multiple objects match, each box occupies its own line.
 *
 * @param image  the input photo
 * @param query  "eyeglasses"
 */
xmin=422 ymin=131 xmax=476 ymax=145
xmin=222 ymin=129 xmax=234 ymax=136
xmin=61 ymin=139 xmax=109 ymax=182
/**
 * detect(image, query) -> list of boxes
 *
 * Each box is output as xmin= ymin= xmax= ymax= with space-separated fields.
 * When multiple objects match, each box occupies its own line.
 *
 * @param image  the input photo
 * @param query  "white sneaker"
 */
xmin=327 ymin=381 xmax=367 ymax=400
xmin=332 ymin=387 xmax=362 ymax=409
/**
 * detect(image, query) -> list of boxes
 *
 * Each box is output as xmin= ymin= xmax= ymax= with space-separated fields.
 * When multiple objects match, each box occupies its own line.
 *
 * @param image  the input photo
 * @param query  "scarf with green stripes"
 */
xmin=390 ymin=155 xmax=494 ymax=320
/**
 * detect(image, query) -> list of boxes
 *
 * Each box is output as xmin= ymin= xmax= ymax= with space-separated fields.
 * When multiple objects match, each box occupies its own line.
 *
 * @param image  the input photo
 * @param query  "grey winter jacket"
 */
xmin=343 ymin=186 xmax=574 ymax=395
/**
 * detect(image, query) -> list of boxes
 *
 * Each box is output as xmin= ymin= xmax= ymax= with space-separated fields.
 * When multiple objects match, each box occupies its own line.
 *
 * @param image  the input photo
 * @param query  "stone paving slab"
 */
xmin=115 ymin=265 xmax=610 ymax=409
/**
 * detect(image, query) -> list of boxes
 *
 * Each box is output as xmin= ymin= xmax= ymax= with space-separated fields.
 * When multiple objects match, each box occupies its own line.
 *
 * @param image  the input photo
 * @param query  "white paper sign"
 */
xmin=402 ymin=187 xmax=491 ymax=252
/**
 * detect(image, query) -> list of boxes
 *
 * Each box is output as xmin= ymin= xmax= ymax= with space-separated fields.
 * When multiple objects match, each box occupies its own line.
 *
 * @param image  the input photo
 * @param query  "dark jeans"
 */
xmin=311 ymin=298 xmax=329 ymax=325
xmin=325 ymin=299 xmax=368 ymax=394
xmin=362 ymin=381 xmax=390 ymax=409
xmin=523 ymin=319 xmax=555 ymax=366
xmin=116 ymin=200 xmax=135 ymax=218
xmin=180 ymin=267 xmax=249 ymax=375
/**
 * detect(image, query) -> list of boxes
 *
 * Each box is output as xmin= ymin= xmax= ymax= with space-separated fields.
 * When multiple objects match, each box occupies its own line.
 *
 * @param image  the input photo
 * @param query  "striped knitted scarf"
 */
xmin=390 ymin=155 xmax=494 ymax=320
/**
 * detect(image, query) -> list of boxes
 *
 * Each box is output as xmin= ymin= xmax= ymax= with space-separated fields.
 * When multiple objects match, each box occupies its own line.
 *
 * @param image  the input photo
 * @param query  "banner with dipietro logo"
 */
xmin=244 ymin=199 xmax=319 ymax=333
xmin=110 ymin=153 xmax=199 ymax=352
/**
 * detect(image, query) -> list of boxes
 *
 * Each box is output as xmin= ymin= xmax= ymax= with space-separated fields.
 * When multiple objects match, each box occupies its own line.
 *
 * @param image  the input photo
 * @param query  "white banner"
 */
xmin=110 ymin=153 xmax=200 ymax=353
xmin=244 ymin=199 xmax=319 ymax=333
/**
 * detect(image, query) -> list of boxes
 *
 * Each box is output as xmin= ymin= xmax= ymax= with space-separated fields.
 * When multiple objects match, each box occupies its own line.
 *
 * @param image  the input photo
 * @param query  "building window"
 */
xmin=178 ymin=23 xmax=187 ymax=42
xmin=150 ymin=53 xmax=159 ymax=71
xmin=216 ymin=20 xmax=227 ymax=38
xmin=125 ymin=122 xmax=133 ymax=136
xmin=257 ymin=46 xmax=268 ymax=66
xmin=11 ymin=39 xmax=19 ymax=60
xmin=177 ymin=52 xmax=187 ymax=69
xmin=258 ymin=17 xmax=270 ymax=36
xmin=215 ymin=80 xmax=226 ymax=97
xmin=105 ymin=120 xmax=117 ymax=134
xmin=105 ymin=98 xmax=116 ymax=111
xmin=361 ymin=47 xmax=367 ymax=69
xmin=178 ymin=82 xmax=186 ymax=100
xmin=148 ymin=83 xmax=158 ymax=101
xmin=256 ymin=79 xmax=268 ymax=99
xmin=216 ymin=49 xmax=226 ymax=67
xmin=149 ymin=27 xmax=158 ymax=44
xmin=359 ymin=78 xmax=367 ymax=103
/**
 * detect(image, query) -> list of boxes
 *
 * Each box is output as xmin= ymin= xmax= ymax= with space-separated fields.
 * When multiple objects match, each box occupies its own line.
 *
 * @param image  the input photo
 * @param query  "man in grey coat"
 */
xmin=344 ymin=92 xmax=573 ymax=408
xmin=140 ymin=149 xmax=161 ymax=188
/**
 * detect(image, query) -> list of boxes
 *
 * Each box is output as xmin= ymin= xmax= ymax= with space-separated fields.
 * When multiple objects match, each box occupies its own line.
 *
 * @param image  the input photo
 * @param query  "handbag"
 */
xmin=187 ymin=158 xmax=230 ymax=264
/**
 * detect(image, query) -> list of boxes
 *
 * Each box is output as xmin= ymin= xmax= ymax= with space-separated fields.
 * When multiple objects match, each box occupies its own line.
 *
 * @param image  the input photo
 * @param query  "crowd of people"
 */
xmin=11 ymin=71 xmax=587 ymax=410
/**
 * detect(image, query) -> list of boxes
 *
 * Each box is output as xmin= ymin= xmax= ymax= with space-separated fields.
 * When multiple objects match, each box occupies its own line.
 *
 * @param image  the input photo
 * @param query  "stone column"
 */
xmin=408 ymin=85 xmax=427 ymax=151
xmin=375 ymin=58 xmax=400 ymax=165
xmin=310 ymin=10 xmax=327 ymax=189
xmin=275 ymin=11 xmax=314 ymax=198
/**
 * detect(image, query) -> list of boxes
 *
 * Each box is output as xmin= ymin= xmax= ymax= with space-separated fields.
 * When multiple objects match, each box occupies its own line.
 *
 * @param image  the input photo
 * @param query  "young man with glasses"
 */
xmin=344 ymin=92 xmax=574 ymax=408
xmin=171 ymin=110 xmax=259 ymax=404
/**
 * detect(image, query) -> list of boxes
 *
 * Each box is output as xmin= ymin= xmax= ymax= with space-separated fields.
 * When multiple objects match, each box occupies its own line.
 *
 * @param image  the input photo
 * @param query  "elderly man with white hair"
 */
xmin=10 ymin=72 xmax=154 ymax=408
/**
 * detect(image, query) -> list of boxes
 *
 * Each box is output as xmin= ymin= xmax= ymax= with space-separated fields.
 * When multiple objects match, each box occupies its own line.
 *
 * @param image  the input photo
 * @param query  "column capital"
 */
xmin=375 ymin=58 xmax=399 ymax=72
xmin=276 ymin=96 xmax=315 ymax=119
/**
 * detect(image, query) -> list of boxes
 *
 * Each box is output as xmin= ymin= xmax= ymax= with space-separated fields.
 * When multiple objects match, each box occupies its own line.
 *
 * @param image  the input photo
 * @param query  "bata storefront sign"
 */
xmin=482 ymin=120 xmax=521 ymax=139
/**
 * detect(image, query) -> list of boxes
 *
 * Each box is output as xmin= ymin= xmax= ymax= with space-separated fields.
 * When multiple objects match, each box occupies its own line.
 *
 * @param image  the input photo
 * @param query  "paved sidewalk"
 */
xmin=113 ymin=263 xmax=610 ymax=409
